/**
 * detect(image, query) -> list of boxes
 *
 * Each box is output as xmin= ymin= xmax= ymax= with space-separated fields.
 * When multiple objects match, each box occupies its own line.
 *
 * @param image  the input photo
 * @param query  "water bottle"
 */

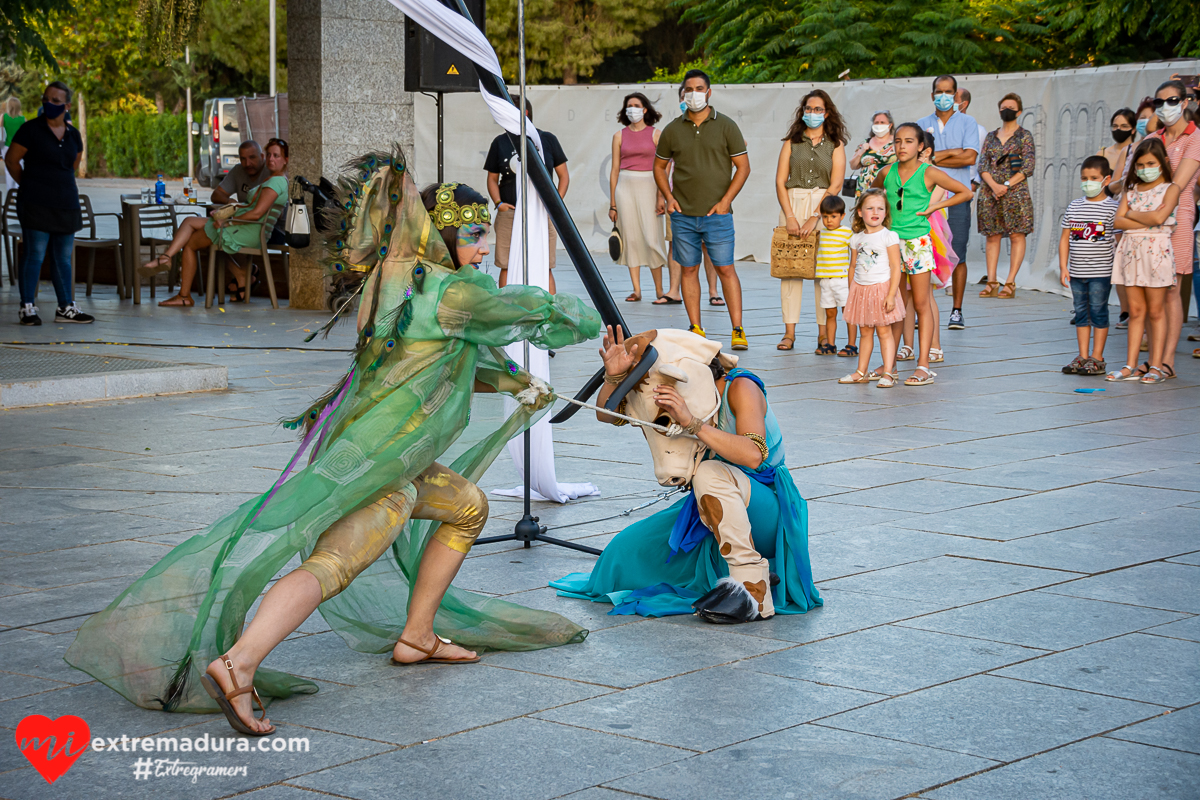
xmin=154 ymin=175 xmax=166 ymax=205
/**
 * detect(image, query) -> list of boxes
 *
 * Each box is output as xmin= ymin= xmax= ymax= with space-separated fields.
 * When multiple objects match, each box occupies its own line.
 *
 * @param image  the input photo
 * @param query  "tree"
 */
xmin=679 ymin=0 xmax=1054 ymax=83
xmin=488 ymin=0 xmax=671 ymax=84
xmin=0 ymin=0 xmax=73 ymax=69
xmin=1038 ymin=0 xmax=1198 ymax=64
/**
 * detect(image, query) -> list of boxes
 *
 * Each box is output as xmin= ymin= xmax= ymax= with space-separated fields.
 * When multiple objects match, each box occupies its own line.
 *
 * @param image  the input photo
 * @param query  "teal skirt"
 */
xmin=552 ymin=469 xmax=820 ymax=618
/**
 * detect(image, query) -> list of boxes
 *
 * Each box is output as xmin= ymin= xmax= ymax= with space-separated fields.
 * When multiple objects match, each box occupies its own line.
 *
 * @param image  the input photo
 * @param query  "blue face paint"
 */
xmin=456 ymin=223 xmax=489 ymax=250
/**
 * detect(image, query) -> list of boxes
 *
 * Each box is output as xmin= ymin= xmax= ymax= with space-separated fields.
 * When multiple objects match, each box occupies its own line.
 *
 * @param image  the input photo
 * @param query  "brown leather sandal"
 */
xmin=979 ymin=281 xmax=1000 ymax=298
xmin=997 ymin=282 xmax=1017 ymax=299
xmin=200 ymin=654 xmax=275 ymax=736
xmin=392 ymin=634 xmax=481 ymax=665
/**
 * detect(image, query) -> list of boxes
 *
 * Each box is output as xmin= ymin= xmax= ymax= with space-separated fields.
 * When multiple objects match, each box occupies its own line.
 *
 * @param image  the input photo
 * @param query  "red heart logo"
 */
xmin=14 ymin=714 xmax=91 ymax=784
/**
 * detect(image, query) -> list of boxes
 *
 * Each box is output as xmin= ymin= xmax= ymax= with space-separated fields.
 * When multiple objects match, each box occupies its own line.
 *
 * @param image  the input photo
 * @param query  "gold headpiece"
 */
xmin=431 ymin=183 xmax=491 ymax=230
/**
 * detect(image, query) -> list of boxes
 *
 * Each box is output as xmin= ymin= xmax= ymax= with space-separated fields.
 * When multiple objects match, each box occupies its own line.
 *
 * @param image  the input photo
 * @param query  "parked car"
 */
xmin=197 ymin=97 xmax=240 ymax=188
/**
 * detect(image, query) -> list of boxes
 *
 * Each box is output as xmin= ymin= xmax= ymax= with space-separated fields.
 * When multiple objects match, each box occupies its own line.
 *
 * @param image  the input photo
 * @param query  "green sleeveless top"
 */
xmin=884 ymin=162 xmax=932 ymax=239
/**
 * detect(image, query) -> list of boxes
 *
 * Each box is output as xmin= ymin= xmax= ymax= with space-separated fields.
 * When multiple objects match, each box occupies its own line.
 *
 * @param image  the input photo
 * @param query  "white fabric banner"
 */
xmin=414 ymin=59 xmax=1200 ymax=298
xmin=387 ymin=0 xmax=597 ymax=504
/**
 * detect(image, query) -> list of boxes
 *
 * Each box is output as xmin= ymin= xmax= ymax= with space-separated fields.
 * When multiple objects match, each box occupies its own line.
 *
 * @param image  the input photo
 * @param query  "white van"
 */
xmin=197 ymin=98 xmax=240 ymax=188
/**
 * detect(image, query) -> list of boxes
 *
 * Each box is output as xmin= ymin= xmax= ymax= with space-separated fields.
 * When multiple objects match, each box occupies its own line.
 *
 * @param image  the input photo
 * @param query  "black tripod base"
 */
xmin=474 ymin=514 xmax=603 ymax=555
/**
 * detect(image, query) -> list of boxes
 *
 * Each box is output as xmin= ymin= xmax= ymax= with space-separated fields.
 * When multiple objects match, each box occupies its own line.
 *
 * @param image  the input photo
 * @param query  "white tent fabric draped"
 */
xmin=384 ymin=0 xmax=598 ymax=504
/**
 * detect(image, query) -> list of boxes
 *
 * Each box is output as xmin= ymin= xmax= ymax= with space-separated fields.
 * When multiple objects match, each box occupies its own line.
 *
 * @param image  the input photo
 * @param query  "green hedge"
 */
xmin=86 ymin=112 xmax=201 ymax=179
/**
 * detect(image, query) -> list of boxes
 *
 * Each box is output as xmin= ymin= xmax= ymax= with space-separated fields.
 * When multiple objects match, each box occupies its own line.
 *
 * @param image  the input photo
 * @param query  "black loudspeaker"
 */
xmin=404 ymin=0 xmax=486 ymax=93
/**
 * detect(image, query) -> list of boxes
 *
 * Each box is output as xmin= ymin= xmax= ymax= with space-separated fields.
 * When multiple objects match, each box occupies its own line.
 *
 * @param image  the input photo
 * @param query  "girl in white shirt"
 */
xmin=840 ymin=189 xmax=905 ymax=387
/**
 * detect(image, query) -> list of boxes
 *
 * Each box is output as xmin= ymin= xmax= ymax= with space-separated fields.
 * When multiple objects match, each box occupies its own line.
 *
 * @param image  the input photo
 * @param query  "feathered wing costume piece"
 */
xmin=65 ymin=148 xmax=601 ymax=713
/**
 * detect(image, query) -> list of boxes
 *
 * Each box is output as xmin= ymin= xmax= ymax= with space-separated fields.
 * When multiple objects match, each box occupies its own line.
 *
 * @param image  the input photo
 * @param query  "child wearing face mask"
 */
xmin=1109 ymin=139 xmax=1180 ymax=384
xmin=1060 ymin=156 xmax=1120 ymax=376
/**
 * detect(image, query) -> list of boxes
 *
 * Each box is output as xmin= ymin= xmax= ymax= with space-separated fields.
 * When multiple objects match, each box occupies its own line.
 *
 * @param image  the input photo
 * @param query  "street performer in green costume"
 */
xmin=66 ymin=149 xmax=600 ymax=736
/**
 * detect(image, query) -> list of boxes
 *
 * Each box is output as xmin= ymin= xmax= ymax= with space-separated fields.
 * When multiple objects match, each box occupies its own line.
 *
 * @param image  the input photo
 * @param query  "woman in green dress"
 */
xmin=144 ymin=139 xmax=289 ymax=306
xmin=2 ymin=96 xmax=25 ymax=188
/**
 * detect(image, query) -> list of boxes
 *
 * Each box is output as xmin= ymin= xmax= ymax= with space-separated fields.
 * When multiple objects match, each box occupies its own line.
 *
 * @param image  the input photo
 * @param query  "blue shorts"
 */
xmin=1070 ymin=276 xmax=1112 ymax=328
xmin=946 ymin=199 xmax=971 ymax=266
xmin=670 ymin=212 xmax=735 ymax=268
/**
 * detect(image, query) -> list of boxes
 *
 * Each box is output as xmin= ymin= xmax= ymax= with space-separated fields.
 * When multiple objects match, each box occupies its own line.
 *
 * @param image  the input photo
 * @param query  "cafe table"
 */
xmin=119 ymin=194 xmax=215 ymax=304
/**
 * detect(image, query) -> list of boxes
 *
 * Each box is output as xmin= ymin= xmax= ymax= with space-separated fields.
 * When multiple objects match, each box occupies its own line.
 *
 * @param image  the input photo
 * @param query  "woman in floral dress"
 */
xmin=977 ymin=93 xmax=1036 ymax=299
xmin=851 ymin=110 xmax=896 ymax=198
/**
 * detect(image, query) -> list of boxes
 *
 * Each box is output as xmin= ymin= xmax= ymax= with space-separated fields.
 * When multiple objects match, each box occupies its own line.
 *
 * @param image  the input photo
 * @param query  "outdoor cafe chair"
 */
xmin=2 ymin=188 xmax=20 ymax=287
xmin=205 ymin=202 xmax=285 ymax=309
xmin=131 ymin=205 xmax=179 ymax=301
xmin=75 ymin=194 xmax=124 ymax=298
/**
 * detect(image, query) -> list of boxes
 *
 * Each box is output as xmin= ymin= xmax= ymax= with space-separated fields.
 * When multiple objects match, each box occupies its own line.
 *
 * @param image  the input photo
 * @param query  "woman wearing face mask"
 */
xmin=1123 ymin=79 xmax=1200 ymax=379
xmin=608 ymin=93 xmax=676 ymax=304
xmin=976 ymin=93 xmax=1035 ymax=300
xmin=1135 ymin=99 xmax=1159 ymax=140
xmin=850 ymin=111 xmax=896 ymax=198
xmin=1099 ymin=109 xmax=1138 ymax=192
xmin=773 ymin=89 xmax=848 ymax=352
xmin=5 ymin=81 xmax=93 ymax=326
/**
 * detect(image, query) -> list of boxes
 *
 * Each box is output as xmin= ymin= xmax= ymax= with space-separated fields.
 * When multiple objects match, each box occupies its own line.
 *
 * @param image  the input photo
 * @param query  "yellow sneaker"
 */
xmin=688 ymin=324 xmax=706 ymax=338
xmin=731 ymin=326 xmax=748 ymax=350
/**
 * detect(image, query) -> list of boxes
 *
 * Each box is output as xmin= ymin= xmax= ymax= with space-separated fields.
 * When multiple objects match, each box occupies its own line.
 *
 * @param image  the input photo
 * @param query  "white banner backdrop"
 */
xmin=414 ymin=59 xmax=1199 ymax=296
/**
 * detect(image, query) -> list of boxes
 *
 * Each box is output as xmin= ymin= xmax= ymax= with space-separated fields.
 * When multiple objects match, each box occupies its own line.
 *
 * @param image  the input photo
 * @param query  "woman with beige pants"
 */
xmin=774 ymin=90 xmax=847 ymax=352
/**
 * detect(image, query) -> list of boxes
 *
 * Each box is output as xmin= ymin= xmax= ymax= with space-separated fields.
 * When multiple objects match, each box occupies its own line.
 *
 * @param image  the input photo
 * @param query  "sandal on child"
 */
xmin=391 ymin=634 xmax=481 ymax=665
xmin=1161 ymin=364 xmax=1176 ymax=380
xmin=1140 ymin=366 xmax=1166 ymax=384
xmin=838 ymin=369 xmax=871 ymax=384
xmin=866 ymin=367 xmax=885 ymax=381
xmin=1080 ymin=358 xmax=1106 ymax=376
xmin=896 ymin=345 xmax=915 ymax=362
xmin=1062 ymin=355 xmax=1088 ymax=375
xmin=876 ymin=372 xmax=898 ymax=388
xmin=905 ymin=366 xmax=936 ymax=386
xmin=837 ymin=344 xmax=858 ymax=357
xmin=928 ymin=348 xmax=944 ymax=364
xmin=200 ymin=654 xmax=275 ymax=737
xmin=815 ymin=343 xmax=837 ymax=356
xmin=997 ymin=282 xmax=1017 ymax=299
xmin=979 ymin=281 xmax=1000 ymax=298
xmin=1106 ymin=364 xmax=1140 ymax=381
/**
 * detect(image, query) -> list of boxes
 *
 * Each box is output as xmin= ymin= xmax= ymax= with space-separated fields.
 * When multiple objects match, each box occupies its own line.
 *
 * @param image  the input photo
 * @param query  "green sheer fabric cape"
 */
xmin=65 ymin=154 xmax=601 ymax=713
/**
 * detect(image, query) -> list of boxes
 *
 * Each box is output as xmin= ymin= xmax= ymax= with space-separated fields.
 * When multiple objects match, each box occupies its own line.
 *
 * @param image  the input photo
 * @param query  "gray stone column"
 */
xmin=287 ymin=0 xmax=415 ymax=309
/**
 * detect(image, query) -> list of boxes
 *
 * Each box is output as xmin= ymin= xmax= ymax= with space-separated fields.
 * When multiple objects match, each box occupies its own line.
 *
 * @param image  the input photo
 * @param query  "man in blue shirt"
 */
xmin=918 ymin=75 xmax=979 ymax=330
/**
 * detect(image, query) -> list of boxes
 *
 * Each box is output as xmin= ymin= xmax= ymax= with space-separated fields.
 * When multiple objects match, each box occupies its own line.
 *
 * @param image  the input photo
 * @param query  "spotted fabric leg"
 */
xmin=692 ymin=460 xmax=774 ymax=618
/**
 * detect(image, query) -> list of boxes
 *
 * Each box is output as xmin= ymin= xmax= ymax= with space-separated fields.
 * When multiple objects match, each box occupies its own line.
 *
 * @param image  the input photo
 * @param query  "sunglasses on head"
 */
xmin=1151 ymin=97 xmax=1184 ymax=109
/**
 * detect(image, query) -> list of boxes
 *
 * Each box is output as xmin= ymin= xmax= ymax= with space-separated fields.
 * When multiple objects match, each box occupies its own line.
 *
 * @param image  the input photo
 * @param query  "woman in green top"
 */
xmin=872 ymin=123 xmax=969 ymax=385
xmin=3 ymin=97 xmax=25 ymax=187
xmin=144 ymin=139 xmax=289 ymax=307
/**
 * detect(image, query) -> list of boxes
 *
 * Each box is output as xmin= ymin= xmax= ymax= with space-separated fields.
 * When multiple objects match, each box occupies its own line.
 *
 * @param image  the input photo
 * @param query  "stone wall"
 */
xmin=287 ymin=0 xmax=416 ymax=309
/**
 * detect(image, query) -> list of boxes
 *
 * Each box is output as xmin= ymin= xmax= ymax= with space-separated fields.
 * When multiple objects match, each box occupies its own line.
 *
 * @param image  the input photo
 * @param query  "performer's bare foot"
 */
xmin=205 ymin=656 xmax=275 ymax=734
xmin=391 ymin=630 xmax=477 ymax=664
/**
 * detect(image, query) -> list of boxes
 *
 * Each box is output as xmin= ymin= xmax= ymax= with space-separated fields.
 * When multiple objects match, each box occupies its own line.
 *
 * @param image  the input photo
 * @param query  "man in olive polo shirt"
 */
xmin=653 ymin=69 xmax=751 ymax=349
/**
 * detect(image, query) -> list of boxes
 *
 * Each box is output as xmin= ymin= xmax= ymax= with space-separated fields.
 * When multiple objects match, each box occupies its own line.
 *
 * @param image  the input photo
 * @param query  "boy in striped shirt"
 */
xmin=1059 ymin=156 xmax=1119 ymax=376
xmin=816 ymin=195 xmax=857 ymax=356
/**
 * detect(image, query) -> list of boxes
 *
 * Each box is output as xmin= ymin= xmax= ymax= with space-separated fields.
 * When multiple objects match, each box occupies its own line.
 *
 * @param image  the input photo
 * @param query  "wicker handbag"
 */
xmin=770 ymin=227 xmax=818 ymax=279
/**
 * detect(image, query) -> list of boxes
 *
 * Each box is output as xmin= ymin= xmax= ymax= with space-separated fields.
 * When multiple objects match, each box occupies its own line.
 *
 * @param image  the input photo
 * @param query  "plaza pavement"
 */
xmin=1 ymin=257 xmax=1197 ymax=800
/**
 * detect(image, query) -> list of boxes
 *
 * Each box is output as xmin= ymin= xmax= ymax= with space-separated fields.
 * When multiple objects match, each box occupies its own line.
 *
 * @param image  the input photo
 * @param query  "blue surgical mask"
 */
xmin=680 ymin=101 xmax=687 ymax=114
xmin=42 ymin=101 xmax=66 ymax=119
xmin=1136 ymin=118 xmax=1148 ymax=137
xmin=803 ymin=113 xmax=825 ymax=129
xmin=1136 ymin=166 xmax=1161 ymax=182
xmin=933 ymin=93 xmax=955 ymax=112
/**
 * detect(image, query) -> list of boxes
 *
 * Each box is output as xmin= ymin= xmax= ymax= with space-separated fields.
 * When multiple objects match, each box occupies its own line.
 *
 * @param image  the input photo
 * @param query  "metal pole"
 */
xmin=185 ymin=46 xmax=193 ymax=179
xmin=437 ymin=92 xmax=444 ymax=183
xmin=518 ymin=0 xmax=532 ymax=533
xmin=269 ymin=0 xmax=277 ymax=97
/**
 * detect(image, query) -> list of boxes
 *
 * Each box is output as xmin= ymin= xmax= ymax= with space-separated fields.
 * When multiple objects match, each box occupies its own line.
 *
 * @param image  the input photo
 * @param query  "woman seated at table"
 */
xmin=144 ymin=138 xmax=289 ymax=307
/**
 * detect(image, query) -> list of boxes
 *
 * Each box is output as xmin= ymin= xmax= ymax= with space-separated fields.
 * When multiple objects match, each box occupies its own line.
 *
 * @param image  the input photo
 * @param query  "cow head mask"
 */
xmin=614 ymin=329 xmax=739 ymax=487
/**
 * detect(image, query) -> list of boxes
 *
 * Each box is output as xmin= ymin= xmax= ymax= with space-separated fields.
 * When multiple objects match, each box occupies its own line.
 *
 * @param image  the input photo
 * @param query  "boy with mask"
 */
xmin=1059 ymin=156 xmax=1119 ymax=376
xmin=653 ymin=69 xmax=751 ymax=349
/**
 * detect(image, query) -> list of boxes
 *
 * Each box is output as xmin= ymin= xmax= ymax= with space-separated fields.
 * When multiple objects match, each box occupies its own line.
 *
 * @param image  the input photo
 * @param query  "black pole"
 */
xmin=436 ymin=91 xmax=444 ymax=183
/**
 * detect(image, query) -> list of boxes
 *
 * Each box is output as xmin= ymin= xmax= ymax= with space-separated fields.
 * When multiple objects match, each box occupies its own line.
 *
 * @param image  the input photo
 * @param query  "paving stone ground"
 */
xmin=1 ymin=259 xmax=1197 ymax=800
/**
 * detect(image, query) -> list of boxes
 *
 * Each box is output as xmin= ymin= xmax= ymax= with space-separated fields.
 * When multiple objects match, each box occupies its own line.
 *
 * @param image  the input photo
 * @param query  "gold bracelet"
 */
xmin=684 ymin=416 xmax=704 ymax=435
xmin=611 ymin=398 xmax=630 ymax=426
xmin=603 ymin=370 xmax=629 ymax=385
xmin=743 ymin=432 xmax=769 ymax=463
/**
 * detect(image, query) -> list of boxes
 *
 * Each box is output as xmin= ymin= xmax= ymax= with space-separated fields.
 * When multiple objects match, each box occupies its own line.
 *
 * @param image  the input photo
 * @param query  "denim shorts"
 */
xmin=946 ymin=199 xmax=971 ymax=265
xmin=670 ymin=212 xmax=735 ymax=268
xmin=1070 ymin=276 xmax=1112 ymax=328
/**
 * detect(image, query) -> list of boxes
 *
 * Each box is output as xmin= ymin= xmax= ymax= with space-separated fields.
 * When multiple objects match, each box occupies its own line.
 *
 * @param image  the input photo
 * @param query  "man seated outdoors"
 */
xmin=211 ymin=139 xmax=288 ymax=247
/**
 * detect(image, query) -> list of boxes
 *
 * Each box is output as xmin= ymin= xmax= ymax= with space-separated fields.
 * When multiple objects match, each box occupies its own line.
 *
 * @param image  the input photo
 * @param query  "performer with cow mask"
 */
xmin=552 ymin=326 xmax=821 ymax=622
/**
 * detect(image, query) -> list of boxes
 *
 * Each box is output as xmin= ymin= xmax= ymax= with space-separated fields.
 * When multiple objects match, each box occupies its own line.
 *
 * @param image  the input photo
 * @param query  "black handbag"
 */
xmin=841 ymin=178 xmax=857 ymax=198
xmin=608 ymin=225 xmax=623 ymax=262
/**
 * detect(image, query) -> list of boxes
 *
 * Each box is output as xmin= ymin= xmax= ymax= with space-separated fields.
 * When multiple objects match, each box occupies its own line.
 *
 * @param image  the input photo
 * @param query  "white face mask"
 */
xmin=684 ymin=91 xmax=708 ymax=112
xmin=625 ymin=107 xmax=644 ymax=123
xmin=1156 ymin=102 xmax=1183 ymax=126
xmin=871 ymin=123 xmax=891 ymax=138
xmin=1081 ymin=180 xmax=1106 ymax=198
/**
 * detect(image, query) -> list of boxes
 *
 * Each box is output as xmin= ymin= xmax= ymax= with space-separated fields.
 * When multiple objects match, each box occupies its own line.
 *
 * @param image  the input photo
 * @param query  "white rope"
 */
xmin=554 ymin=394 xmax=718 ymax=439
